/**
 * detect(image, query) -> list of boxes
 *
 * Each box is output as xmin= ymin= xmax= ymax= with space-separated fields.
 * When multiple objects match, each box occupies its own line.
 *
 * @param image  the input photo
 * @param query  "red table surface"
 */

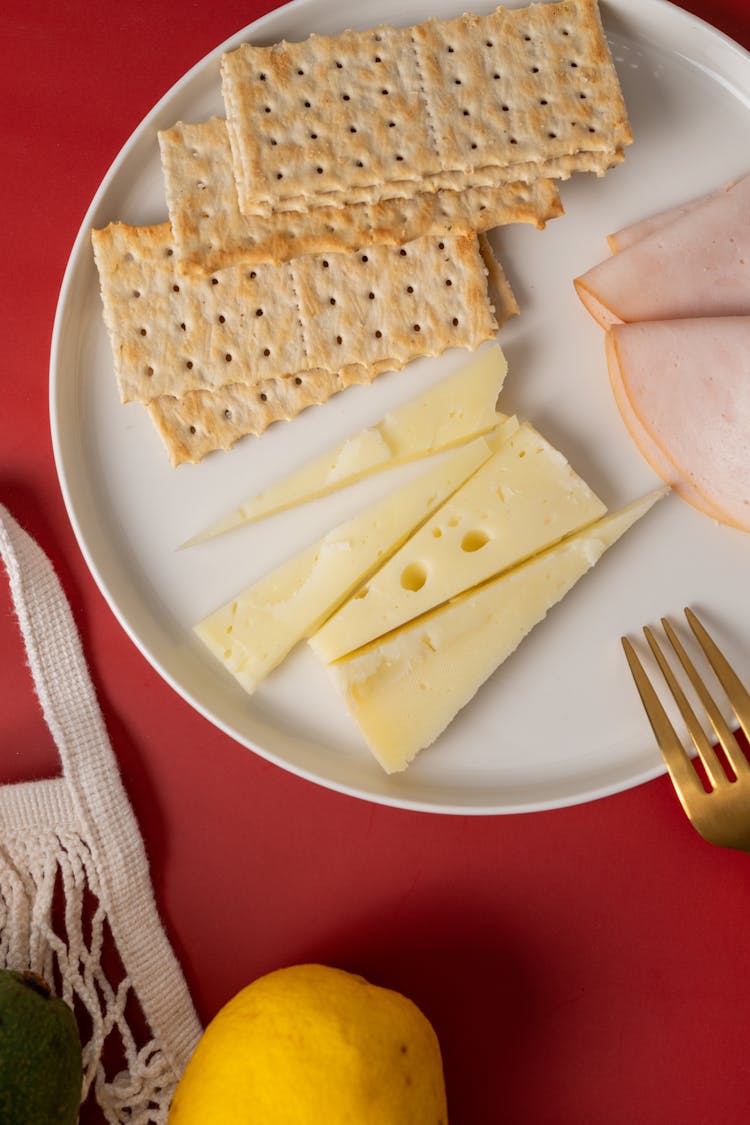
xmin=3 ymin=2 xmax=750 ymax=1122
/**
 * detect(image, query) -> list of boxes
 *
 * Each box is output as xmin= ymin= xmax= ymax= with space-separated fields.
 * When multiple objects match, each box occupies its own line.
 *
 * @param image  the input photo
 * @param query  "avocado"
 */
xmin=0 ymin=968 xmax=82 ymax=1125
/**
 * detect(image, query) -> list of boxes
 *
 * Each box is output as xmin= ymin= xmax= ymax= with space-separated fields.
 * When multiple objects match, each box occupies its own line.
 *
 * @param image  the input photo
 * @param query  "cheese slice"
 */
xmin=310 ymin=422 xmax=607 ymax=663
xmin=193 ymin=429 xmax=515 ymax=693
xmin=184 ymin=346 xmax=508 ymax=545
xmin=323 ymin=490 xmax=665 ymax=773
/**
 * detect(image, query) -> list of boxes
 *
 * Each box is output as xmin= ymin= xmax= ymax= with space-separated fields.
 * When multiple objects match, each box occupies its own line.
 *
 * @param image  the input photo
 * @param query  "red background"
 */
xmin=3 ymin=2 xmax=750 ymax=1122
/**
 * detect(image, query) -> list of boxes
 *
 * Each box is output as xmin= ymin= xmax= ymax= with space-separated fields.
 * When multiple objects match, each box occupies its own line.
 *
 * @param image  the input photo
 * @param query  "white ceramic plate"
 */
xmin=51 ymin=0 xmax=750 ymax=814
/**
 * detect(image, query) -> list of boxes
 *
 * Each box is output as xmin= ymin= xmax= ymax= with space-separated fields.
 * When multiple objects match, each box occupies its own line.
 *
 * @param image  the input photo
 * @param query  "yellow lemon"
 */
xmin=168 ymin=963 xmax=448 ymax=1124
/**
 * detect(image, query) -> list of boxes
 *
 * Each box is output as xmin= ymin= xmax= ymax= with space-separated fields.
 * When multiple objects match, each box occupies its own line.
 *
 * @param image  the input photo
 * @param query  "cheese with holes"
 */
xmin=309 ymin=422 xmax=607 ymax=663
xmin=186 ymin=346 xmax=509 ymax=544
xmin=193 ymin=431 xmax=512 ymax=693
xmin=323 ymin=491 xmax=665 ymax=772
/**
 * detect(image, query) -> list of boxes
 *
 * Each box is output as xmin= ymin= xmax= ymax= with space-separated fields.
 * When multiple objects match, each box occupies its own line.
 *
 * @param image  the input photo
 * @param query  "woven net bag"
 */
xmin=0 ymin=504 xmax=202 ymax=1122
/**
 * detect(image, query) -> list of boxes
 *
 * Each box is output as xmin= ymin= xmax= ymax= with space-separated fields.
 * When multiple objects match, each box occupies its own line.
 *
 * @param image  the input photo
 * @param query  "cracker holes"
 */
xmin=374 ymin=329 xmax=383 ymax=338
xmin=294 ymin=376 xmax=303 ymax=385
xmin=189 ymin=425 xmax=196 ymax=434
xmin=139 ymin=327 xmax=147 ymax=336
xmin=224 ymin=409 xmax=232 ymax=420
xmin=211 ymin=277 xmax=219 ymax=286
xmin=146 ymin=366 xmax=154 ymax=377
xmin=255 ymin=307 xmax=264 ymax=317
xmin=225 ymin=354 xmax=232 ymax=363
xmin=259 ymin=392 xmax=268 ymax=402
xmin=368 ymin=291 xmax=376 ymax=300
xmin=185 ymin=360 xmax=193 ymax=369
xmin=335 ymin=335 xmax=343 ymax=346
xmin=132 ymin=290 xmax=141 ymax=299
xmin=263 ymin=348 xmax=271 ymax=357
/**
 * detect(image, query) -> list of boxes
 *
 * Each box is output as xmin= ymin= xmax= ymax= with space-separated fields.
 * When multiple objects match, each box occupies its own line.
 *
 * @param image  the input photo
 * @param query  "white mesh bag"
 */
xmin=0 ymin=504 xmax=202 ymax=1122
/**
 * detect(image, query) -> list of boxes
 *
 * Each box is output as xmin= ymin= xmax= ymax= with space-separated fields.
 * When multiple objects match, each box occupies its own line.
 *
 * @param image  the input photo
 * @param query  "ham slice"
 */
xmin=606 ymin=181 xmax=736 ymax=253
xmin=606 ymin=317 xmax=750 ymax=531
xmin=575 ymin=174 xmax=750 ymax=328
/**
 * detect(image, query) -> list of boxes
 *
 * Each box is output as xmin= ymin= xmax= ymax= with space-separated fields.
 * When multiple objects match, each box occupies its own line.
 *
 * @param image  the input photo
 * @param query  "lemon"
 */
xmin=168 ymin=963 xmax=448 ymax=1124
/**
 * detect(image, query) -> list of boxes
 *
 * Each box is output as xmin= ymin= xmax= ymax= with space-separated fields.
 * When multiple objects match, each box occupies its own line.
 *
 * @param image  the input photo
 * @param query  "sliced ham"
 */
xmin=574 ymin=173 xmax=750 ymax=329
xmin=606 ymin=181 xmax=736 ymax=253
xmin=606 ymin=317 xmax=750 ymax=531
xmin=605 ymin=335 xmax=727 ymax=523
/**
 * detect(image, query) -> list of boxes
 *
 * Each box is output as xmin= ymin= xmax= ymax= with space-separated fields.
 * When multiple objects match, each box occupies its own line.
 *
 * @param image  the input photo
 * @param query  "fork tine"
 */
xmin=621 ymin=637 xmax=705 ymax=808
xmin=685 ymin=608 xmax=750 ymax=747
xmin=662 ymin=615 xmax=750 ymax=780
xmin=643 ymin=625 xmax=725 ymax=789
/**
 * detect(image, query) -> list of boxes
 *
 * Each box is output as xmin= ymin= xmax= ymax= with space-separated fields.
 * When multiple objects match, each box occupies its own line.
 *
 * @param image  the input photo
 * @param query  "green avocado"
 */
xmin=0 ymin=968 xmax=82 ymax=1125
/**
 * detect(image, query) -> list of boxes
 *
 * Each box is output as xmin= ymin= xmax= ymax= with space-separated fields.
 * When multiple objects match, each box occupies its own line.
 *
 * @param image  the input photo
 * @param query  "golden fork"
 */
xmin=622 ymin=608 xmax=750 ymax=853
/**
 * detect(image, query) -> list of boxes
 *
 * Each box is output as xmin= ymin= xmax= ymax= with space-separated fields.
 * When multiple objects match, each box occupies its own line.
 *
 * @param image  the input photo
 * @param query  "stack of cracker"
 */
xmin=92 ymin=0 xmax=631 ymax=466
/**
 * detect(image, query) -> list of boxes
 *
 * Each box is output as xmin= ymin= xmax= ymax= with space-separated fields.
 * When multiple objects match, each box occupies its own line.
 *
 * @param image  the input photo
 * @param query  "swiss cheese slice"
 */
xmin=185 ymin=346 xmax=509 ymax=545
xmin=323 ymin=490 xmax=665 ymax=773
xmin=309 ymin=422 xmax=607 ymax=664
xmin=193 ymin=430 xmax=513 ymax=693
